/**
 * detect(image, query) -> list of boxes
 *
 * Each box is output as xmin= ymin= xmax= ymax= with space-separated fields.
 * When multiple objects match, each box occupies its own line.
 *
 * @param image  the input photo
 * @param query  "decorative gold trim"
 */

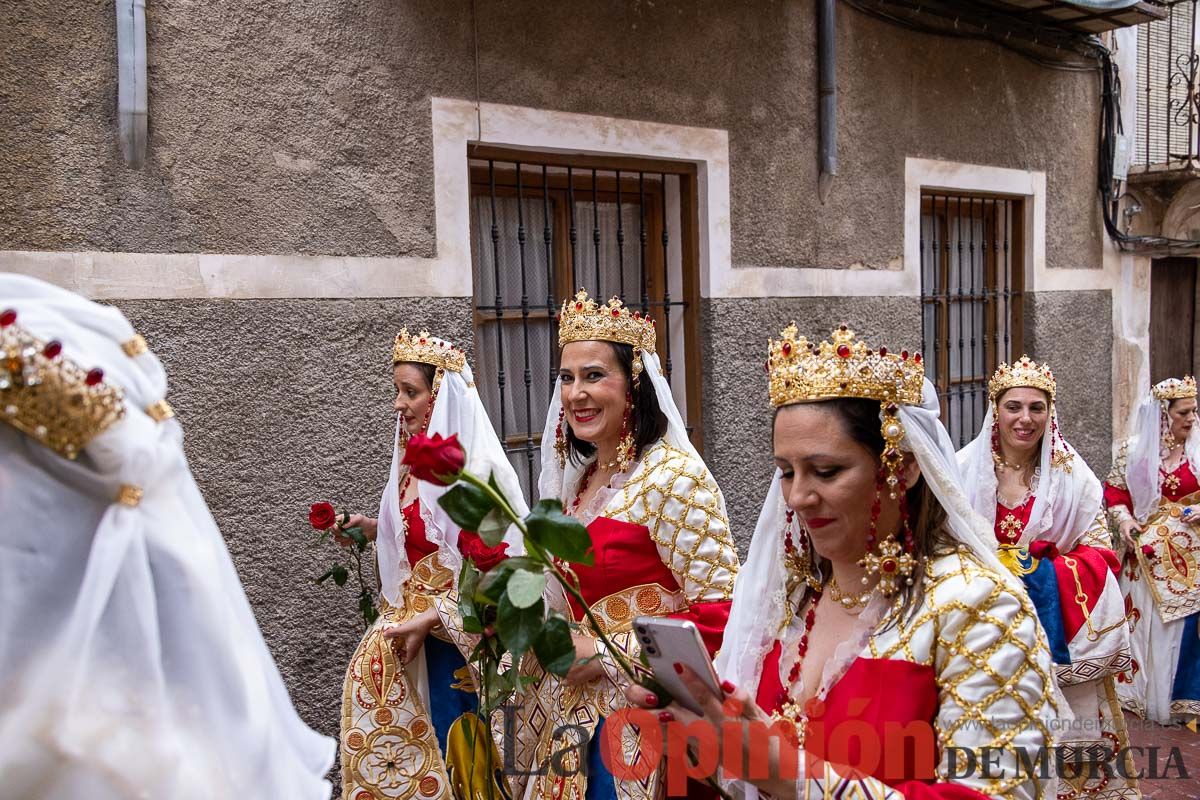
xmin=557 ymin=289 xmax=657 ymax=353
xmin=988 ymin=355 xmax=1056 ymax=401
xmin=392 ymin=328 xmax=466 ymax=373
xmin=121 ymin=334 xmax=148 ymax=357
xmin=577 ymin=582 xmax=686 ymax=636
xmin=1154 ymin=375 xmax=1197 ymax=401
xmin=117 ymin=484 xmax=143 ymax=507
xmin=145 ymin=399 xmax=174 ymax=422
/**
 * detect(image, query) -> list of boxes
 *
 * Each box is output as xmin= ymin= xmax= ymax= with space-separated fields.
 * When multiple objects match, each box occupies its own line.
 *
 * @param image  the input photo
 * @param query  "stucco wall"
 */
xmin=110 ymin=297 xmax=473 ymax=749
xmin=1022 ymin=290 xmax=1114 ymax=475
xmin=700 ymin=296 xmax=924 ymax=552
xmin=2 ymin=0 xmax=1101 ymax=272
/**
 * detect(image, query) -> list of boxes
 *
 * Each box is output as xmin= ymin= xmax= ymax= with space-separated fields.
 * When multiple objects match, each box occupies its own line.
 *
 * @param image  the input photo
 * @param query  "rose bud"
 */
xmin=1141 ymin=544 xmax=1156 ymax=558
xmin=402 ymin=432 xmax=466 ymax=485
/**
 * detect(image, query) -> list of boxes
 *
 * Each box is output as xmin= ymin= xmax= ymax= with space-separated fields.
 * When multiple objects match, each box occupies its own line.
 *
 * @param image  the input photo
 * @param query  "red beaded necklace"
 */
xmin=568 ymin=461 xmax=600 ymax=516
xmin=787 ymin=589 xmax=821 ymax=687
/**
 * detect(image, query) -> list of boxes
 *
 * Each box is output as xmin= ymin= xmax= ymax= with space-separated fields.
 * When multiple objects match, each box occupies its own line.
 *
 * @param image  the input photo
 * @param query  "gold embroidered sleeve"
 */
xmin=1080 ymin=508 xmax=1115 ymax=550
xmin=612 ymin=445 xmax=740 ymax=603
xmin=1105 ymin=439 xmax=1130 ymax=490
xmin=929 ymin=559 xmax=1058 ymax=800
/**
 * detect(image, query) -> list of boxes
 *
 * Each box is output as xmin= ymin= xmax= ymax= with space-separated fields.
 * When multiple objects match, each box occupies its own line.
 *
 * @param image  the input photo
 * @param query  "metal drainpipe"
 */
xmin=818 ymin=0 xmax=837 ymax=203
xmin=116 ymin=0 xmax=147 ymax=168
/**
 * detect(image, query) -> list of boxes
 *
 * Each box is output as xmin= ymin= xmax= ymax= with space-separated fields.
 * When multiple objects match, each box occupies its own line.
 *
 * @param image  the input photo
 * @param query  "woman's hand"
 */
xmin=382 ymin=607 xmax=440 ymax=665
xmin=334 ymin=514 xmax=378 ymax=546
xmin=563 ymin=635 xmax=607 ymax=686
xmin=623 ymin=665 xmax=801 ymax=800
xmin=1118 ymin=518 xmax=1143 ymax=549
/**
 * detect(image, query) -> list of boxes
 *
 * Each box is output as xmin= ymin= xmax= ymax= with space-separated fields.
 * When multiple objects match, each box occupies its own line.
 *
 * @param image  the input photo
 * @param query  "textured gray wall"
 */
xmin=2 ymin=0 xmax=1100 ymax=270
xmin=700 ymin=297 xmax=924 ymax=553
xmin=110 ymin=297 xmax=473 ymax=751
xmin=1022 ymin=290 xmax=1114 ymax=476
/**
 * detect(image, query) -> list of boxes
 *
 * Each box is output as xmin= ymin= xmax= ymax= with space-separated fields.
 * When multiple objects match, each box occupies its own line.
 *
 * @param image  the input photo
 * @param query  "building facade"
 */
xmin=0 ymin=0 xmax=1170 ymax=757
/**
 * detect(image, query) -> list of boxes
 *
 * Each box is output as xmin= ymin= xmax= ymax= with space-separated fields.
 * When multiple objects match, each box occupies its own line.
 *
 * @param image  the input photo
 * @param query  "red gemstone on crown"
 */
xmin=575 ymin=302 xmax=583 ymax=310
xmin=901 ymin=350 xmax=909 ymax=360
xmin=879 ymin=346 xmax=888 ymax=356
xmin=836 ymin=344 xmax=851 ymax=358
xmin=839 ymin=324 xmax=847 ymax=331
xmin=611 ymin=308 xmax=620 ymax=317
xmin=0 ymin=309 xmax=15 ymax=327
xmin=43 ymin=340 xmax=62 ymax=359
xmin=85 ymin=368 xmax=104 ymax=386
xmin=881 ymin=558 xmax=898 ymax=573
xmin=782 ymin=341 xmax=792 ymax=356
xmin=419 ymin=338 xmax=426 ymax=344
xmin=914 ymin=353 xmax=922 ymax=363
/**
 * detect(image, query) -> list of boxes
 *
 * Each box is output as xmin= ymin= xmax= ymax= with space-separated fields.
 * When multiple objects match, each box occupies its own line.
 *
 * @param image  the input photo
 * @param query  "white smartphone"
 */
xmin=634 ymin=616 xmax=723 ymax=716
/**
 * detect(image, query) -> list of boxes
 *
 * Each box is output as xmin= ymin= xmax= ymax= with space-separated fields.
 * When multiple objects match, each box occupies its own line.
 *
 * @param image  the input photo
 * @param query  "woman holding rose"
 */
xmin=334 ymin=329 xmax=527 ymax=800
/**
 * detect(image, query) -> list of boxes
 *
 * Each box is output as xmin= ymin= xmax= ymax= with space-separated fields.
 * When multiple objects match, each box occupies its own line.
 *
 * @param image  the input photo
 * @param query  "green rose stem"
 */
xmin=455 ymin=471 xmax=640 ymax=683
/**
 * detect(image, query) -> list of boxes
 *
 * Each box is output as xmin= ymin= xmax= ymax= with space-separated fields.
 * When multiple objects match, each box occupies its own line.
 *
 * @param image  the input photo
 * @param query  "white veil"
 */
xmin=1125 ymin=379 xmax=1200 ymax=523
xmin=0 ymin=274 xmax=334 ymax=800
xmin=376 ymin=357 xmax=528 ymax=606
xmin=958 ymin=403 xmax=1104 ymax=551
xmin=716 ymin=379 xmax=1024 ymax=693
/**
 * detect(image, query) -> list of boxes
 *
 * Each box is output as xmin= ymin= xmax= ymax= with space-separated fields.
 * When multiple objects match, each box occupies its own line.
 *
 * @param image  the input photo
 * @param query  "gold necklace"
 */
xmin=827 ymin=577 xmax=875 ymax=610
xmin=992 ymin=451 xmax=1035 ymax=472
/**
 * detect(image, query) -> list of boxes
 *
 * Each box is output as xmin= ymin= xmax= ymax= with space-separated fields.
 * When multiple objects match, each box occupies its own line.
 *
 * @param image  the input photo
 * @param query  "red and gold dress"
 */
xmin=522 ymin=439 xmax=741 ymax=800
xmin=1104 ymin=446 xmax=1200 ymax=722
xmin=341 ymin=499 xmax=508 ymax=800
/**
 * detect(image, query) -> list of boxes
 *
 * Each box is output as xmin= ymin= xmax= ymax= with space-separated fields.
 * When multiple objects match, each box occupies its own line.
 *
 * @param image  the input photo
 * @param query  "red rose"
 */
xmin=403 ymin=433 xmax=466 ymax=486
xmin=309 ymin=501 xmax=337 ymax=531
xmin=461 ymin=535 xmax=509 ymax=573
xmin=1141 ymin=544 xmax=1156 ymax=558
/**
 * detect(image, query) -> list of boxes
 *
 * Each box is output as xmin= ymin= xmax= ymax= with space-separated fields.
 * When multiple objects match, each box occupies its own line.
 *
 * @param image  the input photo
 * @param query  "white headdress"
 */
xmin=957 ymin=357 xmax=1104 ymax=551
xmin=1125 ymin=376 xmax=1200 ymax=523
xmin=377 ymin=330 xmax=528 ymax=605
xmin=0 ymin=274 xmax=334 ymax=799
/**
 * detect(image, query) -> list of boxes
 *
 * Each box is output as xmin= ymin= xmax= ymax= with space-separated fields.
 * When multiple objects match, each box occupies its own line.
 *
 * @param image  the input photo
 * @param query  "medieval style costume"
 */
xmin=340 ymin=330 xmax=526 ymax=800
xmin=1104 ymin=377 xmax=1200 ymax=725
xmin=957 ymin=358 xmax=1135 ymax=800
xmin=716 ymin=326 xmax=1063 ymax=800
xmin=515 ymin=291 xmax=740 ymax=800
xmin=0 ymin=275 xmax=334 ymax=799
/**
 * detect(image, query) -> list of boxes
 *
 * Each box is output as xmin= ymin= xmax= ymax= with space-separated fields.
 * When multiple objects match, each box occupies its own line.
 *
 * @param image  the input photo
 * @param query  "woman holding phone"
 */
xmin=627 ymin=325 xmax=1063 ymax=800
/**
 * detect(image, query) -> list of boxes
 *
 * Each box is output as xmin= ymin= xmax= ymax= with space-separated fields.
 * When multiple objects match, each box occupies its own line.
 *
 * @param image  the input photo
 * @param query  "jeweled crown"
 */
xmin=1154 ymin=375 xmax=1197 ymax=401
xmin=0 ymin=309 xmax=126 ymax=459
xmin=392 ymin=328 xmax=465 ymax=373
xmin=766 ymin=324 xmax=925 ymax=408
xmin=988 ymin=356 xmax=1056 ymax=402
xmin=557 ymin=289 xmax=657 ymax=353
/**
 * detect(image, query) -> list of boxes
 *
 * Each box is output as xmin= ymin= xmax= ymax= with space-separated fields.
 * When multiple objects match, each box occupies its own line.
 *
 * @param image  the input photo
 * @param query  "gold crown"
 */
xmin=0 ymin=309 xmax=126 ymax=459
xmin=392 ymin=328 xmax=465 ymax=373
xmin=988 ymin=356 xmax=1056 ymax=402
xmin=557 ymin=289 xmax=657 ymax=353
xmin=1154 ymin=375 xmax=1197 ymax=401
xmin=766 ymin=324 xmax=925 ymax=408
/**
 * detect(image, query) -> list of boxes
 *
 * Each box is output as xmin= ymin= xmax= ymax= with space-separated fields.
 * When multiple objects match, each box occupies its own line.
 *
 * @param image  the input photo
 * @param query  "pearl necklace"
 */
xmin=827 ymin=576 xmax=875 ymax=611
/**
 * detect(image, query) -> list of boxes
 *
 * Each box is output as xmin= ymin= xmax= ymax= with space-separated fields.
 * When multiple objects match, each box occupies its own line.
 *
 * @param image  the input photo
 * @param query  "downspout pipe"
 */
xmin=818 ymin=0 xmax=837 ymax=203
xmin=116 ymin=0 xmax=147 ymax=168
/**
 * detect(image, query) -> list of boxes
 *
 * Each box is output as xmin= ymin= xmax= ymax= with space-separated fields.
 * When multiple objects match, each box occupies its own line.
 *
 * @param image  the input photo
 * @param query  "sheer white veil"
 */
xmin=376 ymin=356 xmax=528 ymax=606
xmin=1125 ymin=379 xmax=1200 ymax=523
xmin=0 ymin=274 xmax=333 ymax=800
xmin=716 ymin=379 xmax=1023 ymax=692
xmin=958 ymin=401 xmax=1103 ymax=551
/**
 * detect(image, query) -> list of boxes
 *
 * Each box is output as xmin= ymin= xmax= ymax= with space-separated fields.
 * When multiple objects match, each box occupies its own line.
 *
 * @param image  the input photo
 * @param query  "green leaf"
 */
xmin=526 ymin=499 xmax=594 ymax=565
xmin=474 ymin=557 xmax=540 ymax=605
xmin=506 ymin=569 xmax=547 ymax=609
xmin=358 ymin=589 xmax=379 ymax=626
xmin=345 ymin=527 xmax=369 ymax=551
xmin=332 ymin=564 xmax=349 ymax=586
xmin=458 ymin=560 xmax=484 ymax=634
xmin=438 ymin=482 xmax=498 ymax=532
xmin=476 ymin=507 xmax=509 ymax=547
xmin=532 ymin=613 xmax=576 ymax=676
xmin=496 ymin=593 xmax=544 ymax=659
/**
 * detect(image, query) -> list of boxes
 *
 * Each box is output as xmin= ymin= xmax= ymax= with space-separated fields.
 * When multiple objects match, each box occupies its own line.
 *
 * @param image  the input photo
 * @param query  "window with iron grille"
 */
xmin=1135 ymin=0 xmax=1198 ymax=166
xmin=468 ymin=148 xmax=703 ymax=501
xmin=920 ymin=192 xmax=1025 ymax=448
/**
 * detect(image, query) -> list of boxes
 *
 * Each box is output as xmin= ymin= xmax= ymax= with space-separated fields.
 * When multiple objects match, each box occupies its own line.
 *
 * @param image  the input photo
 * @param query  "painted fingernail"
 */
xmin=673 ymin=662 xmax=683 ymax=674
xmin=658 ymin=711 xmax=674 ymax=723
xmin=644 ymin=692 xmax=658 ymax=706
xmin=721 ymin=680 xmax=736 ymax=694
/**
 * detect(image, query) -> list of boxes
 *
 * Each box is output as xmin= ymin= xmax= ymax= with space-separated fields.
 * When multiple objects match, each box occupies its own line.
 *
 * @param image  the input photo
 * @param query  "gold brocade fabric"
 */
xmin=341 ymin=553 xmax=501 ymax=800
xmin=1134 ymin=490 xmax=1200 ymax=623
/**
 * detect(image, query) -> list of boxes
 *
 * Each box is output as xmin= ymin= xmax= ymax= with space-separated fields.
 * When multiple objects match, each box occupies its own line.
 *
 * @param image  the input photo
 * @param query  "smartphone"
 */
xmin=634 ymin=616 xmax=723 ymax=716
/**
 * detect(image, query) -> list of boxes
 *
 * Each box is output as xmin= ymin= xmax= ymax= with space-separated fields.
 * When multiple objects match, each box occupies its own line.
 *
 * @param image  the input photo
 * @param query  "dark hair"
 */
xmin=565 ymin=342 xmax=669 ymax=466
xmin=774 ymin=397 xmax=954 ymax=624
xmin=394 ymin=360 xmax=436 ymax=390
